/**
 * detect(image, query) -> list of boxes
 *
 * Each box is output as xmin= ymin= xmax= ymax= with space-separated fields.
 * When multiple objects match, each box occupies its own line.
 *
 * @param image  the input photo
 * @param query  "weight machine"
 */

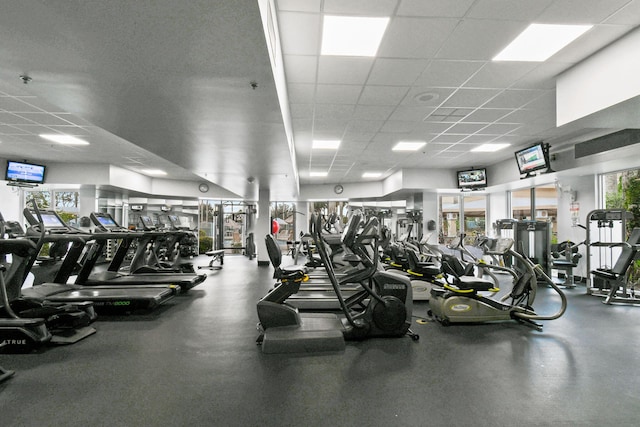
xmin=585 ymin=209 xmax=636 ymax=298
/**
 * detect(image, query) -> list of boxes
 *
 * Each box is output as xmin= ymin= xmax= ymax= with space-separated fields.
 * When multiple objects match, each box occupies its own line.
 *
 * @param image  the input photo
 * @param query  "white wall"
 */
xmin=0 ymin=184 xmax=23 ymax=222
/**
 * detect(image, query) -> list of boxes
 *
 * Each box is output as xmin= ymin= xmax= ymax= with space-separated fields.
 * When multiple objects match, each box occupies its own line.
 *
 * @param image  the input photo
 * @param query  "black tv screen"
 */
xmin=457 ymin=168 xmax=487 ymax=189
xmin=5 ymin=160 xmax=46 ymax=184
xmin=515 ymin=143 xmax=549 ymax=175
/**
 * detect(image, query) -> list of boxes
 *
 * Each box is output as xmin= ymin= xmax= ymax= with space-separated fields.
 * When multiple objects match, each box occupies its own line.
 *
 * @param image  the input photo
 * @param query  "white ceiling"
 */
xmin=1 ymin=0 xmax=639 ymax=201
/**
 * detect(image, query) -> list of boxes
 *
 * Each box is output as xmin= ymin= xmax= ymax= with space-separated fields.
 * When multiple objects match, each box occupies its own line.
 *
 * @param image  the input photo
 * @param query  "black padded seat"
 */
xmin=453 ymin=276 xmax=496 ymax=292
xmin=265 ymin=234 xmax=308 ymax=283
xmin=406 ymin=249 xmax=441 ymax=277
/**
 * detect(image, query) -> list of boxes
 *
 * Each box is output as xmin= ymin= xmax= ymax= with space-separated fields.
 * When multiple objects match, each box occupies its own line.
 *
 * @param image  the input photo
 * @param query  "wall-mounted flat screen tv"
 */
xmin=5 ymin=160 xmax=46 ymax=184
xmin=514 ymin=142 xmax=549 ymax=176
xmin=457 ymin=168 xmax=487 ymax=189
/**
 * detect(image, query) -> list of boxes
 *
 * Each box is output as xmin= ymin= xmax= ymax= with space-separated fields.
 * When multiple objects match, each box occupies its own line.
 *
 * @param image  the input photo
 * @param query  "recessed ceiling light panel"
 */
xmin=39 ymin=133 xmax=90 ymax=145
xmin=393 ymin=141 xmax=426 ymax=151
xmin=493 ymin=23 xmax=592 ymax=62
xmin=471 ymin=143 xmax=511 ymax=152
xmin=312 ymin=139 xmax=341 ymax=150
xmin=321 ymin=15 xmax=390 ymax=57
xmin=140 ymin=169 xmax=167 ymax=176
xmin=362 ymin=172 xmax=382 ymax=178
xmin=310 ymin=171 xmax=328 ymax=177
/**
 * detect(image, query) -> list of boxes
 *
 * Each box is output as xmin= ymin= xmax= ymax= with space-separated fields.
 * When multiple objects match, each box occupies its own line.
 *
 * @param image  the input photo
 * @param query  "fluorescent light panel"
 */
xmin=141 ymin=169 xmax=167 ymax=176
xmin=39 ymin=133 xmax=90 ymax=145
xmin=493 ymin=23 xmax=592 ymax=62
xmin=362 ymin=172 xmax=382 ymax=178
xmin=393 ymin=141 xmax=426 ymax=151
xmin=471 ymin=143 xmax=511 ymax=152
xmin=310 ymin=171 xmax=328 ymax=177
xmin=321 ymin=15 xmax=390 ymax=57
xmin=312 ymin=139 xmax=341 ymax=150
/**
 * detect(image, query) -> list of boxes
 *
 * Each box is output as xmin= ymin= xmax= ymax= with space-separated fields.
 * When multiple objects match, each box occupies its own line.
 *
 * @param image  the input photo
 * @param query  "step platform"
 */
xmin=260 ymin=313 xmax=345 ymax=354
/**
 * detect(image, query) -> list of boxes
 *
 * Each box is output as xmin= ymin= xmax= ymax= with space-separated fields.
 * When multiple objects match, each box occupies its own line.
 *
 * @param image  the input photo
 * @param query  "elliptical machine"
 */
xmin=256 ymin=213 xmax=418 ymax=354
xmin=429 ymin=237 xmax=567 ymax=331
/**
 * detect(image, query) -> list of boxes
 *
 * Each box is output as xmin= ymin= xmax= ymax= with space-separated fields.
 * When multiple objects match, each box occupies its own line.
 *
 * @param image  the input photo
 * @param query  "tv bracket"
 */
xmin=6 ymin=181 xmax=39 ymax=189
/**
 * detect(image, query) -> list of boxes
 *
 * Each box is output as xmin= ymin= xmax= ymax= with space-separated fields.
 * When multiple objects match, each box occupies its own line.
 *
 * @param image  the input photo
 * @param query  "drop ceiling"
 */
xmin=0 ymin=0 xmax=639 ymax=201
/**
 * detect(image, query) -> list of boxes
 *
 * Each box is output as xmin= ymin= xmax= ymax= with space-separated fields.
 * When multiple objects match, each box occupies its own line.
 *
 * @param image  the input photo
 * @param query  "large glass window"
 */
xmin=511 ymin=189 xmax=532 ymax=220
xmin=534 ymin=184 xmax=558 ymax=242
xmin=25 ymin=189 xmax=80 ymax=225
xmin=462 ymin=194 xmax=486 ymax=244
xmin=439 ymin=195 xmax=460 ymax=245
xmin=270 ymin=201 xmax=296 ymax=254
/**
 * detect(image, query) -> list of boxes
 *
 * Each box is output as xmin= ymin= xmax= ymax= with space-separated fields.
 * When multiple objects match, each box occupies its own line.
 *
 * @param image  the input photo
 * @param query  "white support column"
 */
xmin=422 ymin=190 xmax=438 ymax=244
xmin=256 ymin=188 xmax=271 ymax=266
xmin=78 ymin=185 xmax=98 ymax=220
xmin=296 ymin=201 xmax=309 ymax=237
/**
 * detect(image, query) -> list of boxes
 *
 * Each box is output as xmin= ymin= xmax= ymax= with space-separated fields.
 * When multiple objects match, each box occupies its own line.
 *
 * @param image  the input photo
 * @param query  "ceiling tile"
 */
xmin=550 ymin=24 xmax=634 ymax=63
xmin=441 ymin=88 xmax=502 ymax=108
xmin=511 ymin=62 xmax=572 ymax=89
xmin=414 ymin=60 xmax=485 ymax=87
xmin=480 ymin=123 xmax=522 ymax=135
xmin=380 ymin=120 xmax=417 ymax=133
xmin=276 ymin=0 xmax=321 ymax=13
xmin=368 ymin=58 xmax=429 ymax=86
xmin=397 ymin=0 xmax=475 ymax=17
xmin=536 ymin=0 xmax=631 ymax=24
xmin=424 ymin=108 xmax=474 ymax=122
xmin=13 ymin=112 xmax=76 ymax=126
xmin=0 ymin=97 xmax=42 ymax=113
xmin=283 ymin=55 xmax=317 ymax=83
xmin=323 ymin=0 xmax=398 ymax=15
xmin=401 ymin=87 xmax=456 ymax=106
xmin=482 ymin=89 xmax=546 ymax=109
xmin=378 ymin=17 xmax=459 ymax=59
xmin=0 ymin=124 xmax=29 ymax=135
xmin=460 ymin=134 xmax=500 ymax=143
xmin=290 ymin=103 xmax=313 ymax=119
xmin=342 ymin=129 xmax=377 ymax=142
xmin=287 ymin=83 xmax=315 ymax=103
xmin=277 ymin=12 xmax=320 ymax=55
xmin=315 ymin=84 xmax=362 ymax=104
xmin=0 ymin=112 xmax=38 ymax=125
xmin=605 ymin=0 xmax=640 ymax=24
xmin=317 ymin=57 xmax=374 ymax=85
xmin=436 ymin=19 xmax=527 ymax=60
xmin=353 ymin=105 xmax=396 ymax=121
xmin=446 ymin=122 xmax=488 ymax=134
xmin=312 ymin=117 xmax=349 ymax=134
xmin=497 ymin=109 xmax=545 ymax=124
xmin=414 ymin=122 xmax=452 ymax=134
xmin=464 ymin=62 xmax=539 ymax=88
xmin=466 ymin=0 xmax=554 ymax=20
xmin=461 ymin=108 xmax=511 ymax=123
xmin=387 ymin=105 xmax=435 ymax=121
xmin=313 ymin=104 xmax=354 ymax=120
xmin=431 ymin=134 xmax=468 ymax=143
xmin=359 ymin=85 xmax=410 ymax=105
xmin=346 ymin=120 xmax=385 ymax=134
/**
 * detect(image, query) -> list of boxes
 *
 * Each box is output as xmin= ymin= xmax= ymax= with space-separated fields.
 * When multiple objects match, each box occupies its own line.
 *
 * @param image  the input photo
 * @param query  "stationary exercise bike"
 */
xmin=429 ymin=237 xmax=567 ymax=331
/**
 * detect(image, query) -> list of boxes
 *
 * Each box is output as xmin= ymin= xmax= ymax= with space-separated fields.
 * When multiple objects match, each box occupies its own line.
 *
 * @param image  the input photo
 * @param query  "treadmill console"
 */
xmin=90 ymin=212 xmax=129 ymax=232
xmin=138 ymin=215 xmax=156 ymax=231
xmin=24 ymin=209 xmax=75 ymax=234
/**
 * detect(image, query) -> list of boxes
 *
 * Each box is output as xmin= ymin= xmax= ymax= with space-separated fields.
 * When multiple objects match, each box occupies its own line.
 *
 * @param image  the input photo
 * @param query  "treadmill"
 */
xmin=19 ymin=208 xmax=176 ymax=312
xmin=34 ymin=211 xmax=206 ymax=292
xmin=76 ymin=212 xmax=207 ymax=292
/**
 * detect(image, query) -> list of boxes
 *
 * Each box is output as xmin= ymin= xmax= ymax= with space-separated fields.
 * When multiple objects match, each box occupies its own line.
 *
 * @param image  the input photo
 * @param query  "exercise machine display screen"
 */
xmin=40 ymin=213 xmax=66 ymax=228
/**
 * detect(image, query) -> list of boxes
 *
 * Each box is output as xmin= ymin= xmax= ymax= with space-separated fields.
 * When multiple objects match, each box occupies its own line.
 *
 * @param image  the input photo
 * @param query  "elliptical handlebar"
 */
xmin=508 ymin=249 xmax=568 ymax=321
